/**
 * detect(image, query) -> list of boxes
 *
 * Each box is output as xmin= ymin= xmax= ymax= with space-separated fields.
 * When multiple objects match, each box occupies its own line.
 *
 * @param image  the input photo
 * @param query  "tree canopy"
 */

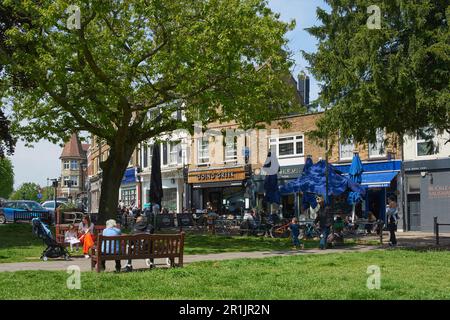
xmin=10 ymin=182 xmax=41 ymax=201
xmin=0 ymin=0 xmax=299 ymax=220
xmin=0 ymin=157 xmax=13 ymax=198
xmin=303 ymin=0 xmax=450 ymax=145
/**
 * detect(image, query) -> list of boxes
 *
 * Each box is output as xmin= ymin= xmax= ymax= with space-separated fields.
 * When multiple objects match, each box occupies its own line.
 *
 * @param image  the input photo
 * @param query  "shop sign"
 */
xmin=427 ymin=185 xmax=450 ymax=200
xmin=188 ymin=167 xmax=246 ymax=184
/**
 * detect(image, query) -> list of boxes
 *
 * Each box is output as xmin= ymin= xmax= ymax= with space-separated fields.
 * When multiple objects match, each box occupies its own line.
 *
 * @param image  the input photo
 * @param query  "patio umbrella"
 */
xmin=280 ymin=160 xmax=365 ymax=198
xmin=347 ymin=152 xmax=364 ymax=222
xmin=149 ymin=144 xmax=163 ymax=207
xmin=262 ymin=151 xmax=281 ymax=206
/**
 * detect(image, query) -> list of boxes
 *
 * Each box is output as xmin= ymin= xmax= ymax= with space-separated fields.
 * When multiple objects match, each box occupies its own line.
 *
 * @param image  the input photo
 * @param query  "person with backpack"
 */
xmin=123 ymin=216 xmax=155 ymax=272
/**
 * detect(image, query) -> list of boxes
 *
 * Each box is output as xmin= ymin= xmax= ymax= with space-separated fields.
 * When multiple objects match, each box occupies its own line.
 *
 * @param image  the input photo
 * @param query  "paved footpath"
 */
xmin=0 ymin=245 xmax=381 ymax=273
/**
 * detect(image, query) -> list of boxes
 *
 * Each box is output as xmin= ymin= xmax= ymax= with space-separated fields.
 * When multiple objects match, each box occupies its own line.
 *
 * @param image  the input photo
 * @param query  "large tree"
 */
xmin=0 ymin=0 xmax=299 ymax=222
xmin=303 ymin=0 xmax=449 ymax=145
xmin=0 ymin=157 xmax=13 ymax=198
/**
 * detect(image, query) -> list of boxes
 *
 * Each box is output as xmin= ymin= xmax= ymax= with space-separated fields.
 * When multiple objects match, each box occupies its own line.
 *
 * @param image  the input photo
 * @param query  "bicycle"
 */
xmin=269 ymin=222 xmax=291 ymax=238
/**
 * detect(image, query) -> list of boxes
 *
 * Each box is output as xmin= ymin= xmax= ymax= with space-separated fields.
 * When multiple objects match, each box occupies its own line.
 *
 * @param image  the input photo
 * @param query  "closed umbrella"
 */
xmin=301 ymin=157 xmax=317 ymax=211
xmin=149 ymin=144 xmax=163 ymax=227
xmin=347 ymin=152 xmax=364 ymax=222
xmin=262 ymin=151 xmax=281 ymax=208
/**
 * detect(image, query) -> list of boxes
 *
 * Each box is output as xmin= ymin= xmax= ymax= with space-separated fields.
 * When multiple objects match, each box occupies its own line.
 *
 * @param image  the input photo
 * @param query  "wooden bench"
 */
xmin=55 ymin=224 xmax=106 ymax=246
xmin=13 ymin=211 xmax=51 ymax=224
xmin=91 ymin=233 xmax=185 ymax=273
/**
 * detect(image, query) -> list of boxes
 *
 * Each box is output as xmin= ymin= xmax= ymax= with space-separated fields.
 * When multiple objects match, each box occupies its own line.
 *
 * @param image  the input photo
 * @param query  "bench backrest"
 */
xmin=96 ymin=233 xmax=185 ymax=258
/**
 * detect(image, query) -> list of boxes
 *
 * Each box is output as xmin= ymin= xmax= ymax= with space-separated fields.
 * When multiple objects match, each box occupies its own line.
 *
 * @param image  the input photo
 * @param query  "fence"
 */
xmin=434 ymin=217 xmax=450 ymax=245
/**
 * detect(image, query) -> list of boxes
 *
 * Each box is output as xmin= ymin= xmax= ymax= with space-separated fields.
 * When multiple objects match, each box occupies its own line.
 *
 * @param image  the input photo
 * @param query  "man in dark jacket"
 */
xmin=314 ymin=196 xmax=333 ymax=250
xmin=124 ymin=216 xmax=154 ymax=272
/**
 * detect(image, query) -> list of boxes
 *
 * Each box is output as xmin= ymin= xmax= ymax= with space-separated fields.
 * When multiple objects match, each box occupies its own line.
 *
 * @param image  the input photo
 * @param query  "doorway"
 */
xmin=407 ymin=194 xmax=421 ymax=231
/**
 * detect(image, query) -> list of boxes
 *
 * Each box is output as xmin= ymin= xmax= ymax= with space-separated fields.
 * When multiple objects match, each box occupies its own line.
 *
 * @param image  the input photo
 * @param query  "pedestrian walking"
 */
xmin=386 ymin=195 xmax=399 ymax=247
xmin=314 ymin=196 xmax=333 ymax=250
xmin=288 ymin=217 xmax=304 ymax=250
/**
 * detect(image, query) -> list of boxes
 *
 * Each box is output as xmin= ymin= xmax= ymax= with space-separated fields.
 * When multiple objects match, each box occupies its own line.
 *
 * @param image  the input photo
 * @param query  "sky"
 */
xmin=8 ymin=0 xmax=328 ymax=190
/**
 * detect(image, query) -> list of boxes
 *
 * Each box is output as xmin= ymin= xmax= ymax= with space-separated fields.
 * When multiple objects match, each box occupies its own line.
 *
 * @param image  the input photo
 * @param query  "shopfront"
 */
xmin=333 ymin=160 xmax=401 ymax=222
xmin=404 ymin=158 xmax=450 ymax=232
xmin=120 ymin=167 xmax=138 ymax=207
xmin=252 ymin=165 xmax=304 ymax=218
xmin=188 ymin=166 xmax=250 ymax=215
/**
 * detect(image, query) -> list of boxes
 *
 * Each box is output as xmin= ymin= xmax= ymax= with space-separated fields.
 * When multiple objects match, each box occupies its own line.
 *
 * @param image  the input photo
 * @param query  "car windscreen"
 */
xmin=43 ymin=202 xmax=54 ymax=208
xmin=25 ymin=202 xmax=45 ymax=211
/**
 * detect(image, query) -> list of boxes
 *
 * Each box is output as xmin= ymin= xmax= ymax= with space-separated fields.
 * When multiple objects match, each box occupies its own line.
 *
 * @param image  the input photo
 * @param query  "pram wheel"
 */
xmin=64 ymin=254 xmax=70 ymax=261
xmin=41 ymin=255 xmax=48 ymax=261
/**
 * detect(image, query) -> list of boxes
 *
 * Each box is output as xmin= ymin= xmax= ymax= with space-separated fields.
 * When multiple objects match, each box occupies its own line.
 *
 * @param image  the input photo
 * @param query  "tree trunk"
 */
xmin=97 ymin=141 xmax=136 ymax=225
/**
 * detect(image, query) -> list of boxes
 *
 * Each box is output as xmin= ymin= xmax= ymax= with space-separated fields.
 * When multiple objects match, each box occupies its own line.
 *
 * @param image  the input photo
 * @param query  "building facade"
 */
xmin=403 ymin=130 xmax=450 ymax=232
xmin=59 ymin=133 xmax=89 ymax=205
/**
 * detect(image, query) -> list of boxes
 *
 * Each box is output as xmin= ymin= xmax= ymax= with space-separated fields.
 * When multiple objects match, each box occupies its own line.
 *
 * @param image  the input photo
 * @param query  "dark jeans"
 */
xmin=291 ymin=234 xmax=301 ymax=247
xmin=101 ymin=260 xmax=121 ymax=271
xmin=388 ymin=223 xmax=397 ymax=245
xmin=320 ymin=226 xmax=330 ymax=249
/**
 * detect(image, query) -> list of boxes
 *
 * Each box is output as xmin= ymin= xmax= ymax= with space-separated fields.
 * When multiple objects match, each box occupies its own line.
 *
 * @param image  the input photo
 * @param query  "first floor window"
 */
xmin=70 ymin=160 xmax=78 ymax=170
xmin=339 ymin=138 xmax=354 ymax=160
xmin=198 ymin=138 xmax=209 ymax=164
xmin=369 ymin=129 xmax=386 ymax=158
xmin=270 ymin=135 xmax=304 ymax=158
xmin=417 ymin=127 xmax=439 ymax=156
xmin=224 ymin=135 xmax=237 ymax=162
xmin=63 ymin=161 xmax=70 ymax=170
xmin=63 ymin=176 xmax=70 ymax=187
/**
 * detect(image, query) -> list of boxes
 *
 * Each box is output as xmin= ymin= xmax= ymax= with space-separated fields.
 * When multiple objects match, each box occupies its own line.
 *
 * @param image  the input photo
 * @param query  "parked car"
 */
xmin=41 ymin=200 xmax=66 ymax=214
xmin=0 ymin=200 xmax=52 ymax=224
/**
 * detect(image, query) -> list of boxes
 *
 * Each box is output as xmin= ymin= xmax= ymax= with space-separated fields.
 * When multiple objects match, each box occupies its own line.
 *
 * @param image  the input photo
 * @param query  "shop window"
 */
xmin=369 ymin=129 xmax=386 ymax=158
xmin=121 ymin=188 xmax=136 ymax=207
xmin=417 ymin=127 xmax=439 ymax=156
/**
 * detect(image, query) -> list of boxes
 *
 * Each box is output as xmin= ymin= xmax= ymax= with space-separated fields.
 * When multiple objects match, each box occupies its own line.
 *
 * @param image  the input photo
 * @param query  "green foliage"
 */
xmin=303 ymin=0 xmax=450 ymax=144
xmin=1 ymin=0 xmax=298 ymax=144
xmin=10 ymin=182 xmax=41 ymax=201
xmin=40 ymin=186 xmax=54 ymax=202
xmin=0 ymin=157 xmax=14 ymax=198
xmin=0 ymin=0 xmax=301 ymax=217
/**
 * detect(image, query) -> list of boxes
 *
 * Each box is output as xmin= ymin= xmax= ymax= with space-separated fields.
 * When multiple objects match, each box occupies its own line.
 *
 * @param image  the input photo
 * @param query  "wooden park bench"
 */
xmin=55 ymin=224 xmax=106 ymax=247
xmin=13 ymin=211 xmax=51 ymax=224
xmin=90 ymin=232 xmax=185 ymax=272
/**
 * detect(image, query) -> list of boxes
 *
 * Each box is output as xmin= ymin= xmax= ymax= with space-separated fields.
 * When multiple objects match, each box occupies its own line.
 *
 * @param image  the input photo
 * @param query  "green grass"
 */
xmin=0 ymin=223 xmax=375 ymax=263
xmin=1 ymin=250 xmax=449 ymax=299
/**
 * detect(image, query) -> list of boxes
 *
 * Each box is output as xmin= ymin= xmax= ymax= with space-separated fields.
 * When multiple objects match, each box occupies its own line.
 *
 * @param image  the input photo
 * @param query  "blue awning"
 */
xmin=122 ymin=167 xmax=137 ymax=185
xmin=361 ymin=171 xmax=398 ymax=188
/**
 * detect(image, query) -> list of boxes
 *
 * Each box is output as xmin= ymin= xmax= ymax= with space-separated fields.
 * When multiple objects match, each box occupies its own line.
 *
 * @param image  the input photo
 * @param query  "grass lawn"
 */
xmin=0 ymin=223 xmax=377 ymax=263
xmin=0 ymin=250 xmax=449 ymax=299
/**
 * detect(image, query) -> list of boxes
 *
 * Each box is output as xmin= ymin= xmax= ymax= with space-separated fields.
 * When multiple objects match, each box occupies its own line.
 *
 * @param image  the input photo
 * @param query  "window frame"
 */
xmin=339 ymin=138 xmax=354 ymax=161
xmin=269 ymin=135 xmax=304 ymax=159
xmin=197 ymin=137 xmax=210 ymax=165
xmin=368 ymin=129 xmax=386 ymax=159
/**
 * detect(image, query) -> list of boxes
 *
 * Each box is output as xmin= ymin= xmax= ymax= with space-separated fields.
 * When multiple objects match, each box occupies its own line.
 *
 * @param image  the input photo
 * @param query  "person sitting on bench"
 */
xmin=101 ymin=219 xmax=122 ymax=272
xmin=123 ymin=216 xmax=154 ymax=272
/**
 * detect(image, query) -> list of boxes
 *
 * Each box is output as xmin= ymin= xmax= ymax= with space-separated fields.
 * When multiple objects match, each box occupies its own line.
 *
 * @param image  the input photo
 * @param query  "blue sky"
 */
xmin=9 ymin=0 xmax=328 ymax=189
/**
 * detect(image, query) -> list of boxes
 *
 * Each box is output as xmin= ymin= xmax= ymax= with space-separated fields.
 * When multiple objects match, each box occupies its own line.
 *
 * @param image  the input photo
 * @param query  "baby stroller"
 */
xmin=32 ymin=218 xmax=70 ymax=261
